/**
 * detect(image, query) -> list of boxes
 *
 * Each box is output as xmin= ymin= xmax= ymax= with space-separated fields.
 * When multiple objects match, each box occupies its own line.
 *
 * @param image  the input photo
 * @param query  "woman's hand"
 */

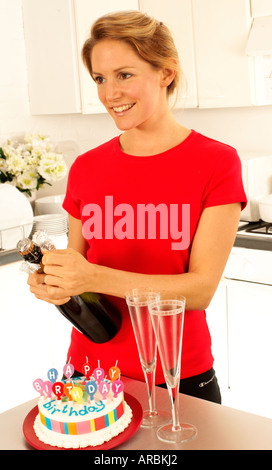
xmin=27 ymin=248 xmax=96 ymax=305
xmin=27 ymin=270 xmax=71 ymax=305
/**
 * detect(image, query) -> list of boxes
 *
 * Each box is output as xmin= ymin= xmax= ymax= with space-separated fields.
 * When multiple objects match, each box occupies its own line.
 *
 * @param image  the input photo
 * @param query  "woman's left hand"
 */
xmin=42 ymin=248 xmax=95 ymax=300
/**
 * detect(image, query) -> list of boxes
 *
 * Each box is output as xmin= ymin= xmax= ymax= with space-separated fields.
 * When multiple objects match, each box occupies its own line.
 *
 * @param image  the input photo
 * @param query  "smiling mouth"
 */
xmin=112 ymin=103 xmax=135 ymax=113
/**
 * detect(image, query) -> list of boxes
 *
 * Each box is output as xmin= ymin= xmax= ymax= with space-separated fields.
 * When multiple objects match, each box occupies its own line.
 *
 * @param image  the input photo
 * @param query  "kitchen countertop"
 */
xmin=0 ymin=248 xmax=21 ymax=266
xmin=1 ymin=223 xmax=271 ymax=268
xmin=1 ymin=376 xmax=272 ymax=451
xmin=1 ymin=231 xmax=270 ymax=268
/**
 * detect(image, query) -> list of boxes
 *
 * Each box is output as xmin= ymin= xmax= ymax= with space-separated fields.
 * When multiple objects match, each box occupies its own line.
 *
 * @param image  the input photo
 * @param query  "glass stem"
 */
xmin=143 ymin=368 xmax=157 ymax=415
xmin=169 ymin=383 xmax=181 ymax=431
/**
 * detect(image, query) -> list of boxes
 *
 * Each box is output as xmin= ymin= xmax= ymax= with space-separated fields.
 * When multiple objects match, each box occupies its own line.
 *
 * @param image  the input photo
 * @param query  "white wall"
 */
xmin=1 ymin=0 xmax=272 ymax=199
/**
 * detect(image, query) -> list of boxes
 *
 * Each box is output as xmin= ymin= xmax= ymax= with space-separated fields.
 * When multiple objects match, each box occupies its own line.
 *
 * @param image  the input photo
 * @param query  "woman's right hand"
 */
xmin=27 ymin=271 xmax=71 ymax=305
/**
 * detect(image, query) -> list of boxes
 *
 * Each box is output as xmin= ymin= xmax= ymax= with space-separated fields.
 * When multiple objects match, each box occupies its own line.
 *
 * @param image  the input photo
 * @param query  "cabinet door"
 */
xmin=192 ymin=0 xmax=255 ymax=108
xmin=251 ymin=0 xmax=272 ymax=17
xmin=206 ymin=279 xmax=229 ymax=394
xmin=227 ymin=279 xmax=272 ymax=418
xmin=140 ymin=0 xmax=198 ymax=108
xmin=22 ymin=0 xmax=81 ymax=115
xmin=74 ymin=0 xmax=139 ymax=114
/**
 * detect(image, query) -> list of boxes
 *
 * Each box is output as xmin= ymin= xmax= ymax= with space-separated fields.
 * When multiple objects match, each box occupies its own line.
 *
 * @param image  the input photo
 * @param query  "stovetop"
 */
xmin=235 ymin=220 xmax=272 ymax=251
xmin=238 ymin=221 xmax=272 ymax=236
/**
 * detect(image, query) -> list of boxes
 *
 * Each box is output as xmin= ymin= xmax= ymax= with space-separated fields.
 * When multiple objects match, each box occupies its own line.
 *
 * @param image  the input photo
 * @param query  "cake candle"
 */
xmin=43 ymin=380 xmax=53 ymax=398
xmin=52 ymin=382 xmax=64 ymax=401
xmin=71 ymin=386 xmax=83 ymax=405
xmin=47 ymin=368 xmax=58 ymax=384
xmin=33 ymin=379 xmax=45 ymax=396
xmin=109 ymin=361 xmax=121 ymax=382
xmin=85 ymin=380 xmax=97 ymax=403
xmin=82 ymin=356 xmax=92 ymax=379
xmin=99 ymin=378 xmax=111 ymax=401
xmin=93 ymin=360 xmax=105 ymax=383
xmin=64 ymin=382 xmax=73 ymax=401
xmin=111 ymin=378 xmax=124 ymax=398
xmin=63 ymin=362 xmax=74 ymax=380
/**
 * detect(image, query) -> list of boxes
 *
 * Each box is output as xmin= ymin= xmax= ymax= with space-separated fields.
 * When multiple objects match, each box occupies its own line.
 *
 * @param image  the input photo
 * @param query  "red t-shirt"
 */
xmin=63 ymin=130 xmax=247 ymax=382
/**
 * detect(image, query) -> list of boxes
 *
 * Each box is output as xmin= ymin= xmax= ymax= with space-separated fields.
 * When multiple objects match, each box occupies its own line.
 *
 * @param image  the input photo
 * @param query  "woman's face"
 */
xmin=91 ymin=39 xmax=168 ymax=131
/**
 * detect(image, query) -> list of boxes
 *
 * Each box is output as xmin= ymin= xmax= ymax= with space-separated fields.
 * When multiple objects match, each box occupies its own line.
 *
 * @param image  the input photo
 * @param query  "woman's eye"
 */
xmin=93 ymin=76 xmax=105 ymax=85
xmin=119 ymin=73 xmax=132 ymax=80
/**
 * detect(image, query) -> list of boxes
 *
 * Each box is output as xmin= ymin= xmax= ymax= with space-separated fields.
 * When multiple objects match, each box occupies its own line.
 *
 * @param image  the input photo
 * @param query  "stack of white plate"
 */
xmin=32 ymin=214 xmax=68 ymax=235
xmin=35 ymin=194 xmax=65 ymax=215
xmin=32 ymin=214 xmax=68 ymax=248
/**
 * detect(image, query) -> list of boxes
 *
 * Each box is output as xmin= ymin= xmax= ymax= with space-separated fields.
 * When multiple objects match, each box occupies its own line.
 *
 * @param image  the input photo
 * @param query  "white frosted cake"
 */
xmin=32 ymin=362 xmax=132 ymax=448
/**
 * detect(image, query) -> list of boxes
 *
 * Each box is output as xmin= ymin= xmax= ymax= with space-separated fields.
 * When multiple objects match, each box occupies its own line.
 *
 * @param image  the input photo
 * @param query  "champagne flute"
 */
xmin=125 ymin=288 xmax=171 ymax=428
xmin=149 ymin=296 xmax=197 ymax=443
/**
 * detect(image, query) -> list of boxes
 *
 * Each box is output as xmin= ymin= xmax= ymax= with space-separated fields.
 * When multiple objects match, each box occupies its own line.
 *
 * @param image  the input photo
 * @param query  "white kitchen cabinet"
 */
xmin=207 ymin=276 xmax=272 ymax=419
xmin=74 ymin=0 xmax=139 ymax=114
xmin=206 ymin=279 xmax=229 ymax=397
xmin=0 ymin=262 xmax=71 ymax=413
xmin=22 ymin=0 xmax=138 ymax=115
xmin=251 ymin=0 xmax=272 ymax=17
xmin=139 ymin=0 xmax=198 ymax=108
xmin=226 ymin=279 xmax=272 ymax=418
xmin=22 ymin=0 xmax=81 ymax=115
xmin=192 ymin=0 xmax=255 ymax=108
xmin=246 ymin=9 xmax=272 ymax=105
xmin=140 ymin=0 xmax=257 ymax=109
xmin=22 ymin=0 xmax=260 ymax=113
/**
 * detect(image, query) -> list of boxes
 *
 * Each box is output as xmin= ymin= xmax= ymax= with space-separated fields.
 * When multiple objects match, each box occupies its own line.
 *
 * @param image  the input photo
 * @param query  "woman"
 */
xmin=28 ymin=11 xmax=247 ymax=403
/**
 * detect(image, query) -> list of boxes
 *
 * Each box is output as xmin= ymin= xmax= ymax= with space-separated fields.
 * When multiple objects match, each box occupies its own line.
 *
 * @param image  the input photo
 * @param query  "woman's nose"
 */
xmin=105 ymin=79 xmax=122 ymax=101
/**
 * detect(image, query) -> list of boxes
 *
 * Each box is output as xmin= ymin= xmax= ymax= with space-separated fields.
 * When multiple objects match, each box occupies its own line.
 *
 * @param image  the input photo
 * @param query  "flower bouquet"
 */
xmin=0 ymin=133 xmax=68 ymax=196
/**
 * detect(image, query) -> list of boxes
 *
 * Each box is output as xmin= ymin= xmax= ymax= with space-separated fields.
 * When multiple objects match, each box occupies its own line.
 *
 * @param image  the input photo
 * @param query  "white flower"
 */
xmin=2 ymin=144 xmax=14 ymax=157
xmin=38 ymin=152 xmax=67 ymax=181
xmin=24 ymin=134 xmax=53 ymax=153
xmin=4 ymin=149 xmax=27 ymax=176
xmin=16 ymin=169 xmax=38 ymax=190
xmin=0 ymin=132 xmax=67 ymax=195
xmin=24 ymin=151 xmax=41 ymax=168
xmin=0 ymin=158 xmax=7 ymax=173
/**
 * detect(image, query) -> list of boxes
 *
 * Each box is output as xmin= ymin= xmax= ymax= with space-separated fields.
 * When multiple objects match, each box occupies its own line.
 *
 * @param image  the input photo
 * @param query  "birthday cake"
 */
xmin=32 ymin=360 xmax=132 ymax=448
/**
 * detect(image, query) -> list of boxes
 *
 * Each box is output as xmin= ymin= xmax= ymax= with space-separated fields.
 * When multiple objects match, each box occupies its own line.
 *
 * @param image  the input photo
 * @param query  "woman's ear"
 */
xmin=160 ymin=68 xmax=175 ymax=88
xmin=160 ymin=66 xmax=176 ymax=89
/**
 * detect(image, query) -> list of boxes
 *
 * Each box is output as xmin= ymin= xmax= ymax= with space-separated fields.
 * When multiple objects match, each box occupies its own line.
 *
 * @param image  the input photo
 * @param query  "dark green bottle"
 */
xmin=17 ymin=238 xmax=121 ymax=343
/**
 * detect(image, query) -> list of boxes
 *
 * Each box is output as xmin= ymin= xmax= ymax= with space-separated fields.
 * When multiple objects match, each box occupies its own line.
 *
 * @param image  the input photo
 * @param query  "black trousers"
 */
xmin=157 ymin=367 xmax=222 ymax=404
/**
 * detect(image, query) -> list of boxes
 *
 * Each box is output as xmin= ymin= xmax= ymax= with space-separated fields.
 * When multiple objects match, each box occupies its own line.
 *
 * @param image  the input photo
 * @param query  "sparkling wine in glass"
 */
xmin=149 ymin=297 xmax=197 ymax=443
xmin=126 ymin=288 xmax=171 ymax=428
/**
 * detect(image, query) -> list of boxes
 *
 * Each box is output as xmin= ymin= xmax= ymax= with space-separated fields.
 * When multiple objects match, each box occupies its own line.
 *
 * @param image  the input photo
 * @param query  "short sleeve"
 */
xmin=202 ymin=148 xmax=247 ymax=211
xmin=62 ymin=160 xmax=81 ymax=219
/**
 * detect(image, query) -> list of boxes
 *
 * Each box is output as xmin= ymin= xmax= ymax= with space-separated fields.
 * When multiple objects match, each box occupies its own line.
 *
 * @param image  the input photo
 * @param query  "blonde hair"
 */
xmin=82 ymin=10 xmax=183 ymax=99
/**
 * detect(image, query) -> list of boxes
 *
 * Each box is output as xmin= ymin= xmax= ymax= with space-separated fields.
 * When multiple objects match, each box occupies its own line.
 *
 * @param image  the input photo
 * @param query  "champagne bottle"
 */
xmin=17 ymin=238 xmax=121 ymax=343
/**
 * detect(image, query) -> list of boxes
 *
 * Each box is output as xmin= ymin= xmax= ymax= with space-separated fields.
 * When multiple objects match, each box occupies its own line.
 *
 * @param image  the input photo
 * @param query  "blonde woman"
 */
xmin=28 ymin=11 xmax=247 ymax=403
